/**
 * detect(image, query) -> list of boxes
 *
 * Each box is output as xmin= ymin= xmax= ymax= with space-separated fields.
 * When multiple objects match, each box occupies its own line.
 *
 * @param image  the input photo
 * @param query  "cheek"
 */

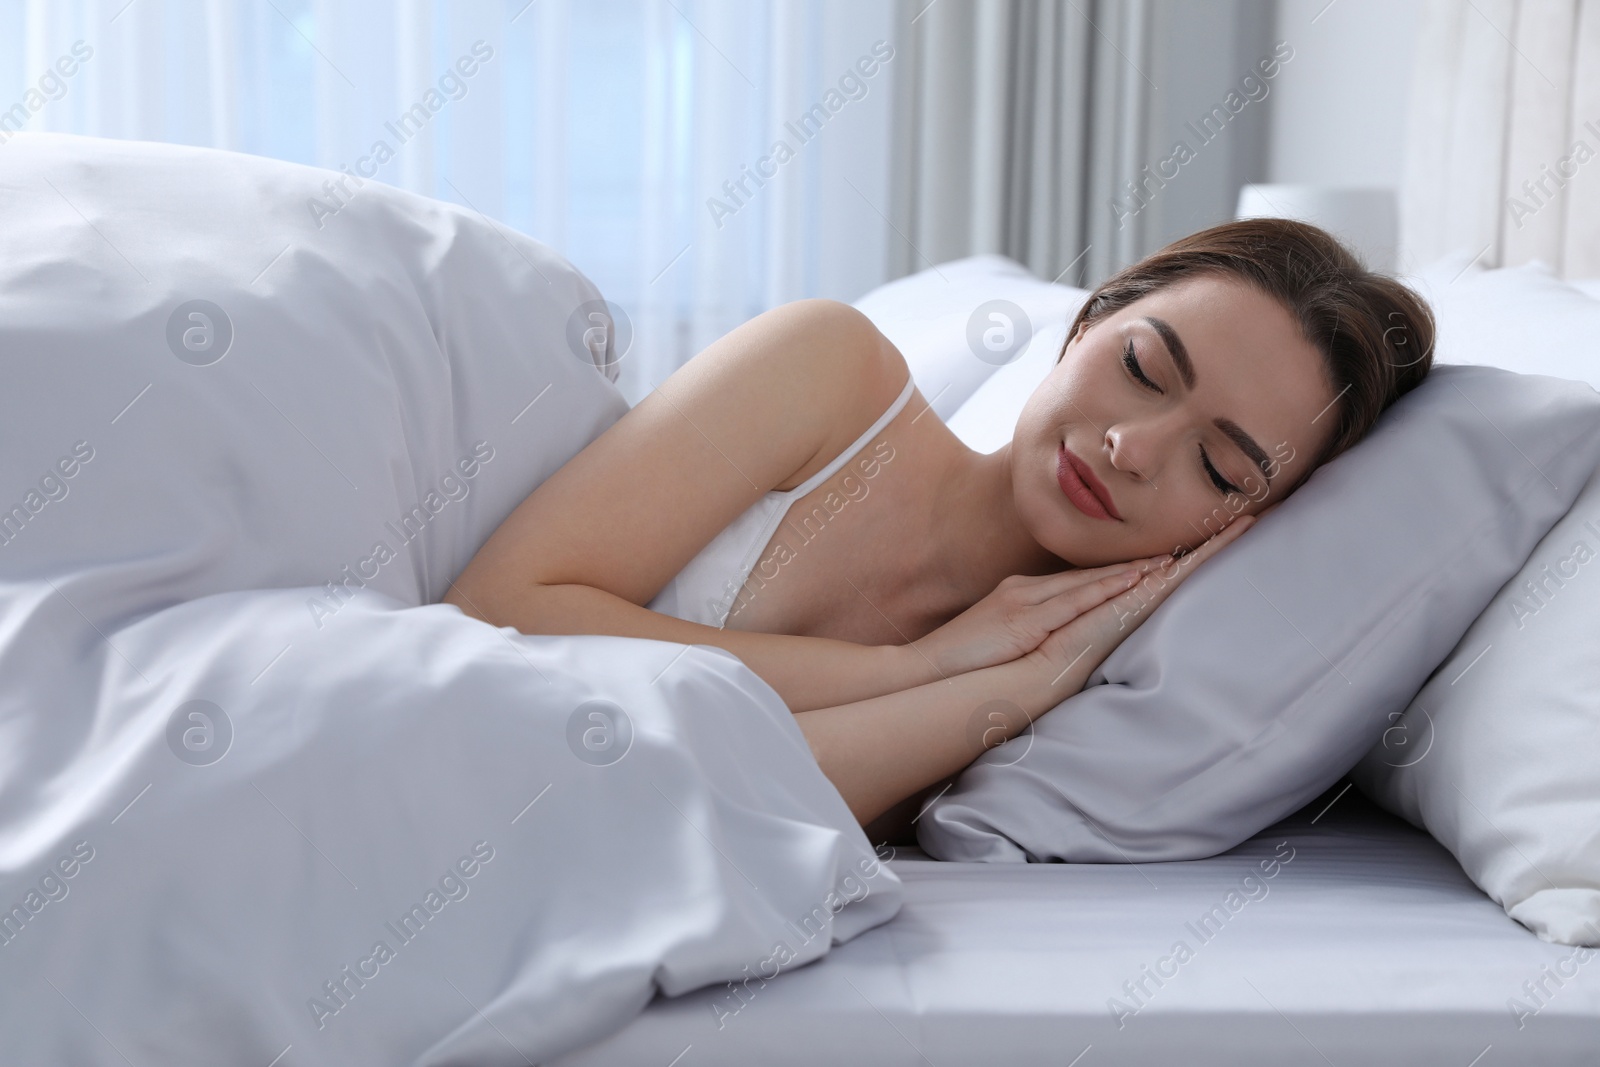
xmin=1011 ymin=383 xmax=1057 ymax=452
xmin=1167 ymin=486 xmax=1250 ymax=551
xmin=1151 ymin=501 xmax=1205 ymax=554
xmin=1018 ymin=361 xmax=1088 ymax=435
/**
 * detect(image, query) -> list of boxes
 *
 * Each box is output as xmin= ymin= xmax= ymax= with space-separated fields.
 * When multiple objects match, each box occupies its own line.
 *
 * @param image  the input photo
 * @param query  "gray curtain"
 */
xmin=889 ymin=0 xmax=1273 ymax=288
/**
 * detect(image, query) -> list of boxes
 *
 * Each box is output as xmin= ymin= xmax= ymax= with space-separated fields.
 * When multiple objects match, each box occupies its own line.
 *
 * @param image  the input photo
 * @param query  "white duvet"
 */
xmin=0 ymin=133 xmax=899 ymax=1064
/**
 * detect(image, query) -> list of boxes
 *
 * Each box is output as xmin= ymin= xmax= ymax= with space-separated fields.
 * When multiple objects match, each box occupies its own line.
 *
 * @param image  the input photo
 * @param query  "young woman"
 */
xmin=443 ymin=218 xmax=1435 ymax=839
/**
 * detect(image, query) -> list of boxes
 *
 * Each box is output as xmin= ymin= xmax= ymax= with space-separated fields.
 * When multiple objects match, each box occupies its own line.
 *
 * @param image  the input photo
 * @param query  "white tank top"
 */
xmin=646 ymin=374 xmax=916 ymax=629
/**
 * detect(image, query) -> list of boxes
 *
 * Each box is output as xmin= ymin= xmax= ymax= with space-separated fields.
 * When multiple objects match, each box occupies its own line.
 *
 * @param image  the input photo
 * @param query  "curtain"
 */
xmin=1402 ymin=0 xmax=1600 ymax=278
xmin=889 ymin=0 xmax=1100 ymax=287
xmin=0 ymin=0 xmax=897 ymax=403
xmin=888 ymin=0 xmax=1273 ymax=289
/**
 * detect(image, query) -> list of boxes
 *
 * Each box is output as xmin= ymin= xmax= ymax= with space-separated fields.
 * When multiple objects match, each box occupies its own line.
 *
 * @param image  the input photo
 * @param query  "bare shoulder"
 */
xmin=443 ymin=297 xmax=912 ymax=614
xmin=755 ymin=299 xmax=912 ymax=490
xmin=639 ymin=295 xmax=911 ymax=493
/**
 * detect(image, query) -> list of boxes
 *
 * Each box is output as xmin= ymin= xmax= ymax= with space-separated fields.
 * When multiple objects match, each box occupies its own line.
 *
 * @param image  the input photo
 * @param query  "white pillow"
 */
xmin=1569 ymin=278 xmax=1600 ymax=301
xmin=1351 ymin=460 xmax=1600 ymax=946
xmin=919 ymin=365 xmax=1600 ymax=864
xmin=900 ymin=253 xmax=1600 ymax=931
xmin=853 ymin=254 xmax=1089 ymax=422
xmin=1403 ymin=253 xmax=1600 ymax=390
xmin=943 ymin=321 xmax=1071 ymax=454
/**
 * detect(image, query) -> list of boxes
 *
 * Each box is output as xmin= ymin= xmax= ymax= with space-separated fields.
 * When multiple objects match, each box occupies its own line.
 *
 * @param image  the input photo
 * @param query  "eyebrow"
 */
xmin=1216 ymin=418 xmax=1274 ymax=486
xmin=1142 ymin=315 xmax=1275 ymax=487
xmin=1144 ymin=316 xmax=1195 ymax=389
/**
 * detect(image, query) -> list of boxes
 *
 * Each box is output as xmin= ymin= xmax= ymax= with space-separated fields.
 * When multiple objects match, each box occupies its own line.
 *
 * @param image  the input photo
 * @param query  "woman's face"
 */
xmin=1013 ymin=272 xmax=1337 ymax=566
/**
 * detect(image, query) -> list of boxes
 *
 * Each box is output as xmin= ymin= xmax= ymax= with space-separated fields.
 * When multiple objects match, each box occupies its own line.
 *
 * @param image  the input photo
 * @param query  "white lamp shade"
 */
xmin=1235 ymin=184 xmax=1399 ymax=272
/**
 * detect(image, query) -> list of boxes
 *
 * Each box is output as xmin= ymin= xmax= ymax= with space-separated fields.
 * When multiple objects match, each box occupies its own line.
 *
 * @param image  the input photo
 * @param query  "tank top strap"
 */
xmin=781 ymin=373 xmax=916 ymax=500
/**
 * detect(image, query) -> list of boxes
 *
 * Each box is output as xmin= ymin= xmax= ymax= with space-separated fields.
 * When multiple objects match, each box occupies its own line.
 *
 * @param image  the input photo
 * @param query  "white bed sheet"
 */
xmin=556 ymin=786 xmax=1600 ymax=1066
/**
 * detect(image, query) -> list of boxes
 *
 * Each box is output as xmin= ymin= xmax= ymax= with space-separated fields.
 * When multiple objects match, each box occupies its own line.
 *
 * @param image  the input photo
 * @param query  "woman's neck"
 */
xmin=919 ymin=441 xmax=1073 ymax=610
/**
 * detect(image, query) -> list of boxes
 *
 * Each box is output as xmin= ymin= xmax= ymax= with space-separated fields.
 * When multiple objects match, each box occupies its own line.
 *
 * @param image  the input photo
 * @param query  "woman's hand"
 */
xmin=903 ymin=555 xmax=1178 ymax=682
xmin=803 ymin=509 xmax=1269 ymax=827
xmin=1025 ymin=512 xmax=1258 ymax=686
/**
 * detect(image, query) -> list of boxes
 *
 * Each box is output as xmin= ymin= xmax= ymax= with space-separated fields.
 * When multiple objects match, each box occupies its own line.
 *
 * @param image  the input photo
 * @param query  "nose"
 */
xmin=1104 ymin=411 xmax=1184 ymax=483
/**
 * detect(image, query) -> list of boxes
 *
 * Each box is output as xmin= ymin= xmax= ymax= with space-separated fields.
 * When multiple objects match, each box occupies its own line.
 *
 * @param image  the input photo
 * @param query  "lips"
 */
xmin=1057 ymin=445 xmax=1121 ymax=521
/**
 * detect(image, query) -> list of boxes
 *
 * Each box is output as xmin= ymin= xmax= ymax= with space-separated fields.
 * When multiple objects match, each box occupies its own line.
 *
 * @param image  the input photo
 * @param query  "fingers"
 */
xmin=1191 ymin=512 xmax=1256 ymax=558
xmin=1013 ymin=554 xmax=1172 ymax=605
xmin=1143 ymin=513 xmax=1255 ymax=595
xmin=1031 ymin=511 xmax=1266 ymax=660
xmin=1030 ymin=567 xmax=1147 ymax=629
xmin=1011 ymin=506 xmax=1264 ymax=609
xmin=1076 ymin=513 xmax=1254 ymax=627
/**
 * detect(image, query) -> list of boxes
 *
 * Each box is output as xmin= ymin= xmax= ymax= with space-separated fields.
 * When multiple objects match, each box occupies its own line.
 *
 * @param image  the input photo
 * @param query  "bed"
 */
xmin=544 ymin=244 xmax=1600 ymax=1064
xmin=545 ymin=253 xmax=1600 ymax=1065
xmin=558 ymin=781 xmax=1600 ymax=1066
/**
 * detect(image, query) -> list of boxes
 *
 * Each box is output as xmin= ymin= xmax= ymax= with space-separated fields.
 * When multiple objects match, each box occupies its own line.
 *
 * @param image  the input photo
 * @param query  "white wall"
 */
xmin=1266 ymin=0 xmax=1422 ymax=188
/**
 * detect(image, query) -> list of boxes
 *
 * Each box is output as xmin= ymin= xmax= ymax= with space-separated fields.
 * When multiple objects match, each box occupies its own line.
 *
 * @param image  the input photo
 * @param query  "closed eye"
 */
xmin=1200 ymin=445 xmax=1240 ymax=495
xmin=1122 ymin=341 xmax=1161 ymax=393
xmin=1125 ymin=338 xmax=1241 ymax=497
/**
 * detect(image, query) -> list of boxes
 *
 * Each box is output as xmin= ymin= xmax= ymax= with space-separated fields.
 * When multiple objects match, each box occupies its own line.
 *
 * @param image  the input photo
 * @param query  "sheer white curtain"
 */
xmin=1401 ymin=0 xmax=1600 ymax=279
xmin=0 ymin=0 xmax=896 ymax=402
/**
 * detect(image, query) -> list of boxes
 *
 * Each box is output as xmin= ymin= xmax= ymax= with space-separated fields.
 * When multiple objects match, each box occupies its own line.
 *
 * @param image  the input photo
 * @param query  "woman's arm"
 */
xmin=797 ymin=512 xmax=1257 ymax=826
xmin=796 ymin=644 xmax=1082 ymax=827
xmin=443 ymin=298 xmax=935 ymax=713
xmin=447 ymin=580 xmax=937 ymax=713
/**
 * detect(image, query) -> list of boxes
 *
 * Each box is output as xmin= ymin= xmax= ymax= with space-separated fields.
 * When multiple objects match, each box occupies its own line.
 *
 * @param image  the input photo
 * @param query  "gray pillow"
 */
xmin=918 ymin=365 xmax=1600 ymax=863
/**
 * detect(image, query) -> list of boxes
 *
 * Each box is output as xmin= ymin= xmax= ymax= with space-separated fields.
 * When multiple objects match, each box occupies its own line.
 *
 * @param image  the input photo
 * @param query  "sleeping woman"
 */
xmin=443 ymin=218 xmax=1434 ymax=841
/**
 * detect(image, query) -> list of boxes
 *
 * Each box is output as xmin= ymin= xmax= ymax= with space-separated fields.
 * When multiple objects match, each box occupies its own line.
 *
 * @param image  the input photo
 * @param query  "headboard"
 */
xmin=1402 ymin=0 xmax=1600 ymax=278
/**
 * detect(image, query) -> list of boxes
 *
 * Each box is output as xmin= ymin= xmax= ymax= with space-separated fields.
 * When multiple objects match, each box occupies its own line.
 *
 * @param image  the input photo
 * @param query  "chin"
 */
xmin=1016 ymin=492 xmax=1086 ymax=568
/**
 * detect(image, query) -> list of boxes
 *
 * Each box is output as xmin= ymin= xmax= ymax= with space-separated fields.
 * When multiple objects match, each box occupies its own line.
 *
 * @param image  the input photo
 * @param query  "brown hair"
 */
xmin=1060 ymin=217 xmax=1434 ymax=490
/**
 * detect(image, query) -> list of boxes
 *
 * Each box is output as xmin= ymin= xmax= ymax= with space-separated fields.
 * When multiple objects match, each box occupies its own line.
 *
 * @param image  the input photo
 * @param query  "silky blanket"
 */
xmin=0 ymin=133 xmax=899 ymax=1065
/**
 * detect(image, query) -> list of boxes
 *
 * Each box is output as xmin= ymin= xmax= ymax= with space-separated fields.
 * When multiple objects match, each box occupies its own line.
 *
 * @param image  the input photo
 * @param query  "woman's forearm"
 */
xmin=444 ymin=581 xmax=938 ymax=713
xmin=794 ymin=646 xmax=1089 ymax=827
